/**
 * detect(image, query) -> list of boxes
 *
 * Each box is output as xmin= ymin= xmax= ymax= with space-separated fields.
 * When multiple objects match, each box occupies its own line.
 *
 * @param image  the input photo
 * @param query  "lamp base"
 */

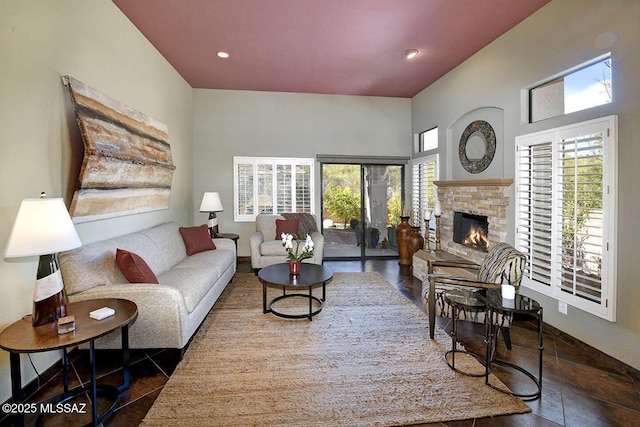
xmin=33 ymin=254 xmax=67 ymax=327
xmin=208 ymin=212 xmax=220 ymax=238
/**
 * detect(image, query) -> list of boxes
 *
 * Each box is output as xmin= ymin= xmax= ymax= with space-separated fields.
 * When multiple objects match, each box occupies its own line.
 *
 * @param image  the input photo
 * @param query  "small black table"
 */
xmin=484 ymin=289 xmax=543 ymax=400
xmin=258 ymin=263 xmax=333 ymax=320
xmin=443 ymin=289 xmax=488 ymax=377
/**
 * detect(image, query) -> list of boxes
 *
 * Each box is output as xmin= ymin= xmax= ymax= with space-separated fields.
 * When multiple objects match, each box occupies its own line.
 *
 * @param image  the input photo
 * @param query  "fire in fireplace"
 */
xmin=453 ymin=212 xmax=489 ymax=252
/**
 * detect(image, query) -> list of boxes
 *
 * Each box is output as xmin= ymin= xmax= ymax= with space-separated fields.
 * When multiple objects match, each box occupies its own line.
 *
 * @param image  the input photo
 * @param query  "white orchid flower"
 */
xmin=304 ymin=235 xmax=314 ymax=251
xmin=282 ymin=232 xmax=313 ymax=262
xmin=281 ymin=233 xmax=294 ymax=250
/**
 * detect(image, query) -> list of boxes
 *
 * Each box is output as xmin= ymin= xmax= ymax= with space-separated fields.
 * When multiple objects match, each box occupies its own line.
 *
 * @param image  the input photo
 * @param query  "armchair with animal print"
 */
xmin=421 ymin=243 xmax=527 ymax=349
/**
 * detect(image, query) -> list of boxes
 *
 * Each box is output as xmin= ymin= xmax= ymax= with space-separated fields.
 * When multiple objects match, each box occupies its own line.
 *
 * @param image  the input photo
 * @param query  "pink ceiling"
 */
xmin=112 ymin=0 xmax=551 ymax=98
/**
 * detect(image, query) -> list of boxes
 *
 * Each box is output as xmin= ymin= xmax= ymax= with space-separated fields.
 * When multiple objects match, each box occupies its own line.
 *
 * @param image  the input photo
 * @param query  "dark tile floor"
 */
xmin=2 ymin=259 xmax=639 ymax=426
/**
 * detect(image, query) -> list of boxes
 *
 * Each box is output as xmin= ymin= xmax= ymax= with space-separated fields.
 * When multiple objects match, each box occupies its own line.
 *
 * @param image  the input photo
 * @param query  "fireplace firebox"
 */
xmin=453 ymin=212 xmax=489 ymax=252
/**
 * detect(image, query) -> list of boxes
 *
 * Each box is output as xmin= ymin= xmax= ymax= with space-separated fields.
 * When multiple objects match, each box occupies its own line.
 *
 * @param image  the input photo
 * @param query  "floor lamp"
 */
xmin=4 ymin=194 xmax=82 ymax=326
xmin=199 ymin=192 xmax=224 ymax=238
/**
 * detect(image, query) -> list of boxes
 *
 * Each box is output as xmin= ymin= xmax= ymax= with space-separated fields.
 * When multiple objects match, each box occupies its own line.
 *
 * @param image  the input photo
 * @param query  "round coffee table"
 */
xmin=258 ymin=263 xmax=333 ymax=320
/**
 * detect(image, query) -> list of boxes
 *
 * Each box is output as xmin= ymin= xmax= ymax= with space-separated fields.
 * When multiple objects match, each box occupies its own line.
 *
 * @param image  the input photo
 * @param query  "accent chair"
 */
xmin=421 ymin=242 xmax=527 ymax=349
xmin=250 ymin=213 xmax=324 ymax=274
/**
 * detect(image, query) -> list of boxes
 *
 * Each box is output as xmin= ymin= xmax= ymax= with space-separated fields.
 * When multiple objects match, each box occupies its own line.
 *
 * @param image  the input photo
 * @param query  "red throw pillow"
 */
xmin=116 ymin=249 xmax=159 ymax=284
xmin=179 ymin=224 xmax=216 ymax=255
xmin=275 ymin=218 xmax=300 ymax=239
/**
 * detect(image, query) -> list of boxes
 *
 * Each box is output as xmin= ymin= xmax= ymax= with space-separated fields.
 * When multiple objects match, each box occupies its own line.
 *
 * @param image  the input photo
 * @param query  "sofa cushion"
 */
xmin=157 ymin=267 xmax=220 ymax=313
xmin=59 ymin=231 xmax=166 ymax=295
xmin=140 ymin=222 xmax=188 ymax=270
xmin=275 ymin=218 xmax=300 ymax=239
xmin=173 ymin=248 xmax=236 ymax=279
xmin=179 ymin=225 xmax=216 ymax=255
xmin=60 ymin=245 xmax=119 ymax=295
xmin=116 ymin=248 xmax=159 ymax=284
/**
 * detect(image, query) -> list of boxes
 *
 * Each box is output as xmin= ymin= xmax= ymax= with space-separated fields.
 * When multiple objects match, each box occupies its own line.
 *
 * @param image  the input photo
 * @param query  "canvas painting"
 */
xmin=63 ymin=76 xmax=175 ymax=223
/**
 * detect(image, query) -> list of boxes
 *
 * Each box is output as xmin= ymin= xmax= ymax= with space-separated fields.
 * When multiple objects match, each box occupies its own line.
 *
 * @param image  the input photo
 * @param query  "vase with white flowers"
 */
xmin=281 ymin=233 xmax=314 ymax=275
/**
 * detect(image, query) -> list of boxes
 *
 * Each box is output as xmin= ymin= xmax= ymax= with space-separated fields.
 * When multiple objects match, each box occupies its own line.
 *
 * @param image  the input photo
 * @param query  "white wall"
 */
xmin=0 ymin=0 xmax=194 ymax=401
xmin=411 ymin=0 xmax=640 ymax=369
xmin=192 ymin=89 xmax=412 ymax=256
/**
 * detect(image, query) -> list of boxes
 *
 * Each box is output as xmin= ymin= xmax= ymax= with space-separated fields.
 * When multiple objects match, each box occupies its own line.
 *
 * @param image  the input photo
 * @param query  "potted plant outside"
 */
xmin=366 ymin=227 xmax=380 ymax=248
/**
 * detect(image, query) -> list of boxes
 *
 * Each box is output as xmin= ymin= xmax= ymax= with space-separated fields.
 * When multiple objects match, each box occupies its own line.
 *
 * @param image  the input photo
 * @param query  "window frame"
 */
xmin=515 ymin=115 xmax=617 ymax=321
xmin=529 ymin=53 xmax=612 ymax=123
xmin=233 ymin=156 xmax=315 ymax=222
xmin=418 ymin=127 xmax=438 ymax=152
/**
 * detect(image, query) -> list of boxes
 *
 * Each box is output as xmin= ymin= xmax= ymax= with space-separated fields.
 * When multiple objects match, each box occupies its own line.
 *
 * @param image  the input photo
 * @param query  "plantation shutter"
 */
xmin=412 ymin=156 xmax=437 ymax=234
xmin=555 ymin=131 xmax=605 ymax=304
xmin=516 ymin=141 xmax=553 ymax=286
xmin=234 ymin=157 xmax=315 ymax=221
xmin=236 ymin=162 xmax=254 ymax=216
xmin=295 ymin=163 xmax=312 ymax=213
xmin=412 ymin=162 xmax=426 ymax=227
xmin=276 ymin=164 xmax=292 ymax=213
xmin=515 ymin=115 xmax=616 ymax=321
xmin=257 ymin=163 xmax=273 ymax=214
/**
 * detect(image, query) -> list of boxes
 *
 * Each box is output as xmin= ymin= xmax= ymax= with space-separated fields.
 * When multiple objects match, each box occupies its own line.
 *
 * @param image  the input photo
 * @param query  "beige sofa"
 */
xmin=58 ymin=222 xmax=236 ymax=350
xmin=249 ymin=214 xmax=324 ymax=272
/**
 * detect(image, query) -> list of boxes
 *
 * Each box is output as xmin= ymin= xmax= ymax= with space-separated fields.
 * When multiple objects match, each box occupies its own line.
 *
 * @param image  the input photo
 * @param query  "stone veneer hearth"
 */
xmin=434 ymin=178 xmax=513 ymax=265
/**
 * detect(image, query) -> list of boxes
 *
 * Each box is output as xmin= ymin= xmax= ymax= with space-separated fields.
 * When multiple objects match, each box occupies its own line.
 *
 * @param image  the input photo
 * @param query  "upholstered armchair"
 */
xmin=250 ymin=213 xmax=324 ymax=273
xmin=421 ymin=243 xmax=527 ymax=348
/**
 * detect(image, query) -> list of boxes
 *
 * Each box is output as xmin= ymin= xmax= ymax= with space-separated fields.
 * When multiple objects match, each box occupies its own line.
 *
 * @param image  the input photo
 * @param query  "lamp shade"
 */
xmin=4 ymin=198 xmax=82 ymax=258
xmin=199 ymin=192 xmax=223 ymax=212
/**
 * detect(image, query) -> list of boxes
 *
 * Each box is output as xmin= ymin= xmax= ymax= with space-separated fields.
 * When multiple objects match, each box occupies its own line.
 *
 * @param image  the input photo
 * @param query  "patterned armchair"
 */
xmin=421 ymin=243 xmax=527 ymax=348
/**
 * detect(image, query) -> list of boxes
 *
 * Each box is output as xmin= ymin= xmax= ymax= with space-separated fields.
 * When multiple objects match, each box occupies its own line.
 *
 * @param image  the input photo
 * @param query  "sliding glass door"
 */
xmin=321 ymin=162 xmax=404 ymax=259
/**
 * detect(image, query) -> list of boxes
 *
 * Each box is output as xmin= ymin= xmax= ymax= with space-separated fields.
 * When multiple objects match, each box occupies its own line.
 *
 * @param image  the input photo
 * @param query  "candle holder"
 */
xmin=435 ymin=215 xmax=442 ymax=251
xmin=424 ymin=219 xmax=430 ymax=250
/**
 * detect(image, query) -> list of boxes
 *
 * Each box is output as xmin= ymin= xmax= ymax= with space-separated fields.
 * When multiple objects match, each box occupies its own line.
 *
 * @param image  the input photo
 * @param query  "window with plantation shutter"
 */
xmin=411 ymin=154 xmax=438 ymax=235
xmin=234 ymin=157 xmax=315 ymax=222
xmin=515 ymin=115 xmax=617 ymax=321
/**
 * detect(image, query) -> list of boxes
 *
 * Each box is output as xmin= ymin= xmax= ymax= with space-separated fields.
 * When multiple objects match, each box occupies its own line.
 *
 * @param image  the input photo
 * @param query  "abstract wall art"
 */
xmin=63 ymin=76 xmax=175 ymax=223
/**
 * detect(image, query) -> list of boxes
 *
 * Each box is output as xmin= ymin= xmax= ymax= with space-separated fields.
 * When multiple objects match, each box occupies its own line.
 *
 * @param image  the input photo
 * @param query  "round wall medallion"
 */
xmin=458 ymin=120 xmax=496 ymax=174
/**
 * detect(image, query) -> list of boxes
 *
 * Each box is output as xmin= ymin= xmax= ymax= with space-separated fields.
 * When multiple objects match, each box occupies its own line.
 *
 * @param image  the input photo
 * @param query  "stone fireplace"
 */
xmin=434 ymin=179 xmax=513 ymax=265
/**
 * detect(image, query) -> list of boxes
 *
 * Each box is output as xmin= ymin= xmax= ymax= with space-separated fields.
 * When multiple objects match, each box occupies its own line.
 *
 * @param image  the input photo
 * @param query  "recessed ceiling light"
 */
xmin=217 ymin=51 xmax=230 ymax=59
xmin=404 ymin=49 xmax=419 ymax=59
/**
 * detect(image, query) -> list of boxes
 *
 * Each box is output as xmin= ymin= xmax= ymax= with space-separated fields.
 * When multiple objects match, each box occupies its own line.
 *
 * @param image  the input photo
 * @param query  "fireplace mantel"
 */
xmin=434 ymin=178 xmax=513 ymax=188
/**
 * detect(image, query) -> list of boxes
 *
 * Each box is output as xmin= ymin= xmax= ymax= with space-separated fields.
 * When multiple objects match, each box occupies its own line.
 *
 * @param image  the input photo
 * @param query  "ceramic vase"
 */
xmin=408 ymin=226 xmax=425 ymax=259
xmin=396 ymin=216 xmax=412 ymax=265
xmin=289 ymin=260 xmax=301 ymax=275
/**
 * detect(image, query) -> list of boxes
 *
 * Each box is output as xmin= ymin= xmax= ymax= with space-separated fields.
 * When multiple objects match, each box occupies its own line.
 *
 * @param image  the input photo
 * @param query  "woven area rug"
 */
xmin=141 ymin=272 xmax=530 ymax=426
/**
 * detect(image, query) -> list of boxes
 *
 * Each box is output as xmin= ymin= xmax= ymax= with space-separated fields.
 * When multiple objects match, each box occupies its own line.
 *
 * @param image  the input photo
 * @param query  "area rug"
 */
xmin=141 ymin=272 xmax=530 ymax=426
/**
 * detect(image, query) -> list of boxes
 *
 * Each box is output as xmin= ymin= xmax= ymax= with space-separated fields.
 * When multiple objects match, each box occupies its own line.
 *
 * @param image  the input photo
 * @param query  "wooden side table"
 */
xmin=0 ymin=298 xmax=138 ymax=427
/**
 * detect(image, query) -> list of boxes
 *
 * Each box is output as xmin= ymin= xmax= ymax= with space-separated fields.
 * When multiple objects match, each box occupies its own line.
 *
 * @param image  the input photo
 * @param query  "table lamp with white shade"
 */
xmin=4 ymin=194 xmax=82 ymax=326
xmin=199 ymin=192 xmax=224 ymax=238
